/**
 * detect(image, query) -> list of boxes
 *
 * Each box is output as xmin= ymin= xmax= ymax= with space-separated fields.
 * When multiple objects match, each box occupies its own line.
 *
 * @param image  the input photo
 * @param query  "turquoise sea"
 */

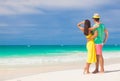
xmin=0 ymin=45 xmax=120 ymax=65
xmin=0 ymin=45 xmax=86 ymax=57
xmin=0 ymin=45 xmax=120 ymax=57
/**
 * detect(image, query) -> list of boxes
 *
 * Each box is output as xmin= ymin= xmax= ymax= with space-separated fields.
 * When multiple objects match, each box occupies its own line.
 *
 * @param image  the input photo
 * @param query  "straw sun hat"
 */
xmin=92 ymin=13 xmax=100 ymax=18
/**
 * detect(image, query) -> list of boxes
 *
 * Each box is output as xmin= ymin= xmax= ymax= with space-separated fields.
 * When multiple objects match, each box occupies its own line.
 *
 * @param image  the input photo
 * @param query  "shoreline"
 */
xmin=0 ymin=57 xmax=120 ymax=81
xmin=0 ymin=51 xmax=120 ymax=66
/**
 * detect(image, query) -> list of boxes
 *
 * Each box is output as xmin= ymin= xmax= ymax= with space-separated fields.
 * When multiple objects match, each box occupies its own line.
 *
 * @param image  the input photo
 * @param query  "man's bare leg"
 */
xmin=92 ymin=55 xmax=99 ymax=73
xmin=99 ymin=55 xmax=104 ymax=73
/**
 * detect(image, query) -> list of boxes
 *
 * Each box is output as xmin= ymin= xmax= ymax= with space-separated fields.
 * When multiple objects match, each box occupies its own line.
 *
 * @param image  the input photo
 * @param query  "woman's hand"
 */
xmin=77 ymin=21 xmax=85 ymax=26
xmin=80 ymin=21 xmax=85 ymax=24
xmin=77 ymin=21 xmax=85 ymax=32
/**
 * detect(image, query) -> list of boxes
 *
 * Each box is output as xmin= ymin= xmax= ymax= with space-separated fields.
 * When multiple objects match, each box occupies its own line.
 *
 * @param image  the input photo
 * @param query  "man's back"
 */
xmin=94 ymin=24 xmax=105 ymax=44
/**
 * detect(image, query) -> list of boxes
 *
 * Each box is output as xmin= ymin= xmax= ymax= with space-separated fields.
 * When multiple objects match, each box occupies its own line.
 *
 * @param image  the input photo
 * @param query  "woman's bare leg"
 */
xmin=84 ymin=63 xmax=90 ymax=74
xmin=92 ymin=55 xmax=99 ymax=73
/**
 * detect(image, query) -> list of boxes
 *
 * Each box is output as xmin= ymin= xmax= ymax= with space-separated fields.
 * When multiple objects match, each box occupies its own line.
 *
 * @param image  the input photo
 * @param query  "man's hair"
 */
xmin=93 ymin=18 xmax=100 ymax=22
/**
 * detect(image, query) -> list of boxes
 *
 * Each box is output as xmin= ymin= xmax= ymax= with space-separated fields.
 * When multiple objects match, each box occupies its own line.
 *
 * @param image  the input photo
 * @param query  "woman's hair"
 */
xmin=84 ymin=19 xmax=91 ymax=36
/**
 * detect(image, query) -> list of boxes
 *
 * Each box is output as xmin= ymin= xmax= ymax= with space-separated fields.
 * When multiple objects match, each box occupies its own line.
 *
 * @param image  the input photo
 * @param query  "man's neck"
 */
xmin=95 ymin=21 xmax=100 ymax=24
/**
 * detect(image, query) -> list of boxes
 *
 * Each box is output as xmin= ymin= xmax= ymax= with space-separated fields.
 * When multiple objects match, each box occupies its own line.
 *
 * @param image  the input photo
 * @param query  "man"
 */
xmin=91 ymin=13 xmax=109 ymax=73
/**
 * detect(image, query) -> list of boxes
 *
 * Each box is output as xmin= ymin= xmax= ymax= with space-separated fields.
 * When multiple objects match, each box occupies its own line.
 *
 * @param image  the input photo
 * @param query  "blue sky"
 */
xmin=0 ymin=0 xmax=120 ymax=45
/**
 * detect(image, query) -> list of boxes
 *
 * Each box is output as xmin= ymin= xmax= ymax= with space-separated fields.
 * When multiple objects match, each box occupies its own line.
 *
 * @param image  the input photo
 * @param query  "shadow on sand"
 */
xmin=105 ymin=70 xmax=120 ymax=73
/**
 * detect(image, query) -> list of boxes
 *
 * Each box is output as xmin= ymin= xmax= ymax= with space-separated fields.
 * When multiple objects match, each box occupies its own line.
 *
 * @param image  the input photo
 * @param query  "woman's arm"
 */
xmin=87 ymin=30 xmax=98 ymax=41
xmin=89 ymin=24 xmax=99 ymax=31
xmin=77 ymin=21 xmax=84 ymax=32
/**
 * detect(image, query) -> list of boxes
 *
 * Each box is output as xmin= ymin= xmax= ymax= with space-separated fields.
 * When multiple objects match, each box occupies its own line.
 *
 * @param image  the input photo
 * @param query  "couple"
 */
xmin=77 ymin=13 xmax=108 ymax=74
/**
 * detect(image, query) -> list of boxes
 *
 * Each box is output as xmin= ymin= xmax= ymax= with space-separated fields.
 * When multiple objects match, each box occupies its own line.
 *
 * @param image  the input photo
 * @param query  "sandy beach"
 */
xmin=0 ymin=57 xmax=120 ymax=81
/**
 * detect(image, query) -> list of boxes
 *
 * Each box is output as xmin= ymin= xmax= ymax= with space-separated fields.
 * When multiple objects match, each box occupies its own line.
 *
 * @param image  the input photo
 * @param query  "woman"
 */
xmin=77 ymin=19 xmax=98 ymax=74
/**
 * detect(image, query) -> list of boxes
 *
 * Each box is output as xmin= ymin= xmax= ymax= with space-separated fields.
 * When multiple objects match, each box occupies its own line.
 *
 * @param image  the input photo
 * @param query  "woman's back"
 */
xmin=86 ymin=33 xmax=94 ymax=42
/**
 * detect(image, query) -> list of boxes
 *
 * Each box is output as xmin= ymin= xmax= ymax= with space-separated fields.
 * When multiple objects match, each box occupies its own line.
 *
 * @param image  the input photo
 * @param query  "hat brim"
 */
xmin=92 ymin=15 xmax=100 ymax=18
xmin=92 ymin=17 xmax=100 ymax=19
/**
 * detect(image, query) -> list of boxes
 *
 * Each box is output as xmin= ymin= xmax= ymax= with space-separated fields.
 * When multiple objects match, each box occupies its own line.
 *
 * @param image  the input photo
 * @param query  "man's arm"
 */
xmin=103 ymin=29 xmax=109 ymax=44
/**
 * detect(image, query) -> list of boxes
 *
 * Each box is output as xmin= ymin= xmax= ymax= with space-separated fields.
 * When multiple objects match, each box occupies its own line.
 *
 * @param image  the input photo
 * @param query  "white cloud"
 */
xmin=101 ymin=9 xmax=120 ymax=23
xmin=0 ymin=23 xmax=8 ymax=26
xmin=39 ymin=0 xmax=110 ymax=9
xmin=108 ymin=28 xmax=120 ymax=33
xmin=22 ymin=24 xmax=37 ymax=26
xmin=0 ymin=0 xmax=44 ymax=15
xmin=0 ymin=0 xmax=115 ymax=15
xmin=100 ymin=9 xmax=120 ymax=33
xmin=0 ymin=23 xmax=38 ymax=27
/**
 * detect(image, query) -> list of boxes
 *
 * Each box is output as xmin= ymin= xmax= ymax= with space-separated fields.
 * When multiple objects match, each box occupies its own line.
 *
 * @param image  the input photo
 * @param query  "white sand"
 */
xmin=5 ymin=64 xmax=120 ymax=81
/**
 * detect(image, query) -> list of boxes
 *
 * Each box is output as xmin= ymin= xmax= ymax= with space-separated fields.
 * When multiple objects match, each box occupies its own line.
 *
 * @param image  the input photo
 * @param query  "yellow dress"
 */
xmin=86 ymin=34 xmax=96 ymax=63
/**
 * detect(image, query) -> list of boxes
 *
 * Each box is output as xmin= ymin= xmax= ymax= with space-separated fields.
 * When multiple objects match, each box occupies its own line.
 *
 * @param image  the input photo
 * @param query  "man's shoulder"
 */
xmin=97 ymin=23 xmax=105 ymax=29
xmin=100 ymin=23 xmax=105 ymax=27
xmin=93 ymin=23 xmax=105 ymax=31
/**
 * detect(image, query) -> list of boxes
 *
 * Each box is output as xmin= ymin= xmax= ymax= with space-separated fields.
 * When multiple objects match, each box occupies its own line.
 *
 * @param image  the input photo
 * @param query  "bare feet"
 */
xmin=99 ymin=68 xmax=104 ymax=73
xmin=83 ymin=68 xmax=90 ymax=74
xmin=99 ymin=70 xmax=104 ymax=73
xmin=92 ymin=70 xmax=99 ymax=74
xmin=83 ymin=71 xmax=90 ymax=74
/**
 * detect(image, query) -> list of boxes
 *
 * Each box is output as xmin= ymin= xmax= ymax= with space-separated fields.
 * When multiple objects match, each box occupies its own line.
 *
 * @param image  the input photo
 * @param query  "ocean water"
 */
xmin=0 ymin=45 xmax=86 ymax=57
xmin=0 ymin=45 xmax=120 ymax=65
